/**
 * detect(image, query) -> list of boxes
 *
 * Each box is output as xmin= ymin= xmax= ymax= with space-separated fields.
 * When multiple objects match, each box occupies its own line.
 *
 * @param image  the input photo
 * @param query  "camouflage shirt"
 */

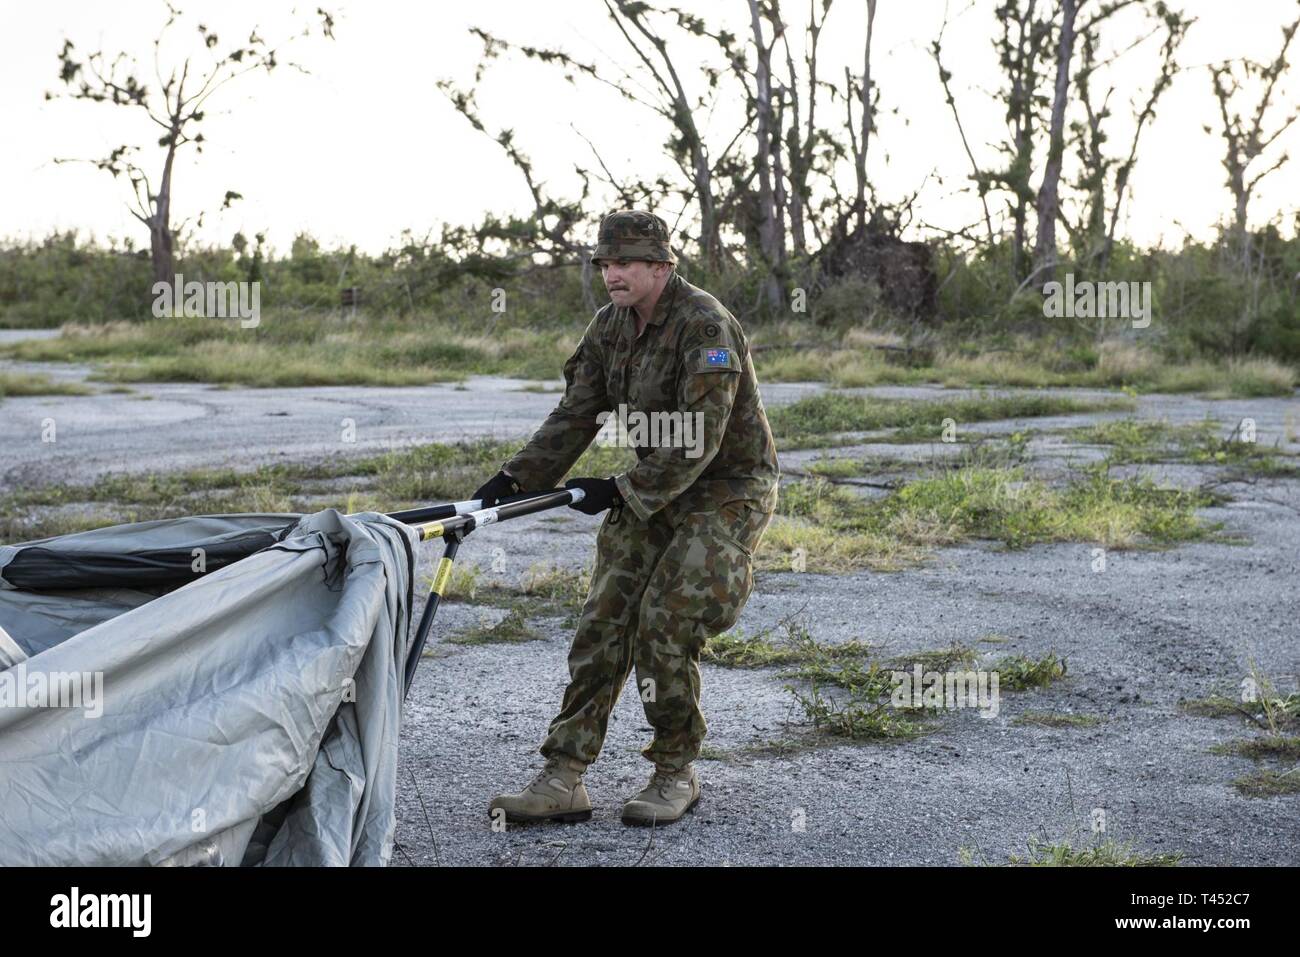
xmin=501 ymin=272 xmax=780 ymax=521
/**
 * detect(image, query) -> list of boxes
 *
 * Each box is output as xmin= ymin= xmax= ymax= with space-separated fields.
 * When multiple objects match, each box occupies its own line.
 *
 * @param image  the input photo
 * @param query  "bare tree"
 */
xmin=460 ymin=3 xmax=743 ymax=268
xmin=1031 ymin=0 xmax=1081 ymax=285
xmin=995 ymin=0 xmax=1054 ymax=280
xmin=933 ymin=1 xmax=1054 ymax=279
xmin=1068 ymin=1 xmax=1190 ymax=271
xmin=1208 ymin=5 xmax=1300 ymax=262
xmin=449 ymin=0 xmax=886 ymax=309
xmin=607 ymin=0 xmax=729 ymax=267
xmin=50 ymin=5 xmax=336 ymax=292
xmin=931 ymin=5 xmax=997 ymax=247
xmin=437 ymin=66 xmax=591 ymax=268
xmin=775 ymin=0 xmax=835 ymax=256
xmin=748 ymin=0 xmax=785 ymax=308
xmin=852 ymin=0 xmax=878 ymax=232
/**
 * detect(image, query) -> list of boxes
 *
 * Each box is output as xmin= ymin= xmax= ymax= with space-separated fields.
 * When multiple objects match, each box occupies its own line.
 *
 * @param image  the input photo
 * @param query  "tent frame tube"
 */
xmin=399 ymin=487 xmax=584 ymax=698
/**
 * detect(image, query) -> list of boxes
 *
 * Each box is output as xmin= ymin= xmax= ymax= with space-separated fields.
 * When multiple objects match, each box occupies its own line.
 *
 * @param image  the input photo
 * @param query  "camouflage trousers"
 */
xmin=540 ymin=500 xmax=772 ymax=771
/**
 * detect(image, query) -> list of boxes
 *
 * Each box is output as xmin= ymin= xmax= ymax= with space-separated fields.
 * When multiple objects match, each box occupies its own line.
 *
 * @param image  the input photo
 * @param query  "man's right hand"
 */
xmin=472 ymin=470 xmax=522 ymax=508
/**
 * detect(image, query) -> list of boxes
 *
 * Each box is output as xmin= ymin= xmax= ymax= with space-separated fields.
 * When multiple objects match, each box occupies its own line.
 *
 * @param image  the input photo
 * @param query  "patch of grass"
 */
xmin=754 ymin=333 xmax=1294 ymax=397
xmin=992 ymin=653 xmax=1068 ymax=690
xmin=1244 ymin=665 xmax=1300 ymax=736
xmin=806 ymin=457 xmax=867 ymax=479
xmin=0 ymin=314 xmax=585 ymax=387
xmin=1178 ymin=695 xmax=1247 ymax=719
xmin=0 ymin=508 xmax=133 ymax=543
xmin=727 ymin=626 xmax=1074 ymax=747
xmin=760 ymin=459 xmax=1223 ymax=575
xmin=696 ymin=744 xmax=732 ymax=762
xmin=433 ymin=562 xmax=485 ymax=602
xmin=787 ymin=655 xmax=900 ymax=696
xmin=790 ymin=681 xmax=929 ymax=741
xmin=6 ymin=436 xmax=518 ymax=508
xmin=1213 ymin=357 xmax=1298 ymax=398
xmin=464 ymin=562 xmax=594 ymax=628
xmin=1209 ymin=737 xmax=1300 ymax=761
xmin=446 ymin=608 xmax=542 ymax=645
xmin=1013 ymin=711 xmax=1103 ymax=728
xmin=935 ymin=351 xmax=1075 ymax=389
xmin=1065 ymin=418 xmax=1190 ymax=462
xmin=1180 ymin=688 xmax=1299 ymax=733
xmin=1003 ymin=838 xmax=1182 ymax=867
xmin=767 ymin=391 xmax=1134 ymax=449
xmin=1086 ymin=349 xmax=1294 ymax=397
xmin=1063 ymin=416 xmax=1300 ymax=475
xmin=890 ymin=645 xmax=978 ymax=672
xmin=755 ymin=347 xmax=922 ymax=388
xmin=91 ymin=341 xmax=469 ymax=387
xmin=1 ymin=436 xmax=632 ymax=543
xmin=0 ymin=371 xmax=94 ymax=397
xmin=516 ymin=563 xmax=591 ymax=612
xmin=1183 ymin=668 xmax=1298 ymax=797
xmin=754 ymin=512 xmax=928 ymax=573
xmin=774 ymin=626 xmax=932 ymax=741
xmin=1232 ymin=769 xmax=1300 ymax=797
xmin=893 ymin=464 xmax=1219 ymax=549
xmin=704 ymin=620 xmax=875 ymax=668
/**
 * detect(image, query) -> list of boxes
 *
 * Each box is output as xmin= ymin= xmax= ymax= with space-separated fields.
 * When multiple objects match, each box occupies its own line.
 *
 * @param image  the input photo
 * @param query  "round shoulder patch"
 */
xmin=703 ymin=322 xmax=719 ymax=338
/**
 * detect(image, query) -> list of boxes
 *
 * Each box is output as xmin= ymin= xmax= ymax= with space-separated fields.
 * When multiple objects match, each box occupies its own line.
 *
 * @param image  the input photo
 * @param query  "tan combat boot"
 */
xmin=488 ymin=755 xmax=592 ymax=824
xmin=620 ymin=764 xmax=700 ymax=826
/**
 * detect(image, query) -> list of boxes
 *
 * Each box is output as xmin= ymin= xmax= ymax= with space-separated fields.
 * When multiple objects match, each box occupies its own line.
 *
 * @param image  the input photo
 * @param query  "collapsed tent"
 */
xmin=0 ymin=508 xmax=418 ymax=866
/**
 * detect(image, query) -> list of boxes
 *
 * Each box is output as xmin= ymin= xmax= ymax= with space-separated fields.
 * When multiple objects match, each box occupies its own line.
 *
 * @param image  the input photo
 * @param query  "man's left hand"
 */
xmin=564 ymin=477 xmax=624 ymax=515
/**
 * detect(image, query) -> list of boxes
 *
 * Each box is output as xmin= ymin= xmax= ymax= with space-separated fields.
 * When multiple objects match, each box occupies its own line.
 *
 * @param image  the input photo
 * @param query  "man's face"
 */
xmin=600 ymin=258 xmax=666 ymax=308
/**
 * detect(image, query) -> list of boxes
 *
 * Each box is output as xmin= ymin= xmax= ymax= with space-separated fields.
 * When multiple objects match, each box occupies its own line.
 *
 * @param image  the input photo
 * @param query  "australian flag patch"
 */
xmin=705 ymin=348 xmax=730 ymax=367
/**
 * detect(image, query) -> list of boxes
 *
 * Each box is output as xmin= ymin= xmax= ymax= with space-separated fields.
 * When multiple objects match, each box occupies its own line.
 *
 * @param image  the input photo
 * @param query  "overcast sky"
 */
xmin=2 ymin=0 xmax=1297 ymax=256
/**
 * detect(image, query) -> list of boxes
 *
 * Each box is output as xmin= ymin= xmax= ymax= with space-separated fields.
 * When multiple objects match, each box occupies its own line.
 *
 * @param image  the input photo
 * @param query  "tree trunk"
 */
xmin=1032 ymin=0 xmax=1078 ymax=287
xmin=748 ymin=0 xmax=782 ymax=311
xmin=150 ymin=141 xmax=178 ymax=293
xmin=1232 ymin=175 xmax=1250 ymax=265
xmin=855 ymin=0 xmax=877 ymax=232
xmin=692 ymin=140 xmax=722 ymax=269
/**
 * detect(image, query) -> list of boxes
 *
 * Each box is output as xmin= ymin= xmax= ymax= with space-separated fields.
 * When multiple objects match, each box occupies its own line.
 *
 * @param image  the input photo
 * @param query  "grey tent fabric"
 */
xmin=0 ymin=508 xmax=419 ymax=866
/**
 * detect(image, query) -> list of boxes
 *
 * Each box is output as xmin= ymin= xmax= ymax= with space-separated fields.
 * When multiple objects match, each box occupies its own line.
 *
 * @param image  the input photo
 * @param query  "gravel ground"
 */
xmin=3 ymin=333 xmax=1298 ymax=865
xmin=394 ymin=466 xmax=1300 ymax=867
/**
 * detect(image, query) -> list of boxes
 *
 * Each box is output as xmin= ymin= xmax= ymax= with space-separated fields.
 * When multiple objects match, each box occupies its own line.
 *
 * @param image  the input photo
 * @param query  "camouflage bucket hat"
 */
xmin=591 ymin=209 xmax=677 ymax=265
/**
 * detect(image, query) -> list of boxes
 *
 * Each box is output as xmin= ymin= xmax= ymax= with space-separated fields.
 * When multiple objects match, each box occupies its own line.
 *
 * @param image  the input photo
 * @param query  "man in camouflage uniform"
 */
xmin=475 ymin=210 xmax=779 ymax=826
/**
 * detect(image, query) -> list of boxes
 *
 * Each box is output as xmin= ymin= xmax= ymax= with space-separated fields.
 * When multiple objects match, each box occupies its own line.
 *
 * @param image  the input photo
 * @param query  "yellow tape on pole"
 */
xmin=431 ymin=556 xmax=454 ymax=596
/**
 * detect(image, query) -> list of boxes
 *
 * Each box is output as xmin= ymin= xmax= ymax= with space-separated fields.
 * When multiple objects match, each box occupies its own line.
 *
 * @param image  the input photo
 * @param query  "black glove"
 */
xmin=564 ymin=476 xmax=624 ymax=515
xmin=473 ymin=470 xmax=522 ymax=508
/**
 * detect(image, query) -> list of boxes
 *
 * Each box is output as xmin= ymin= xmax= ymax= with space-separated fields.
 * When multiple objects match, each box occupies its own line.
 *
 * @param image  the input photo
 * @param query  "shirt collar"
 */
xmin=645 ymin=271 xmax=682 ymax=328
